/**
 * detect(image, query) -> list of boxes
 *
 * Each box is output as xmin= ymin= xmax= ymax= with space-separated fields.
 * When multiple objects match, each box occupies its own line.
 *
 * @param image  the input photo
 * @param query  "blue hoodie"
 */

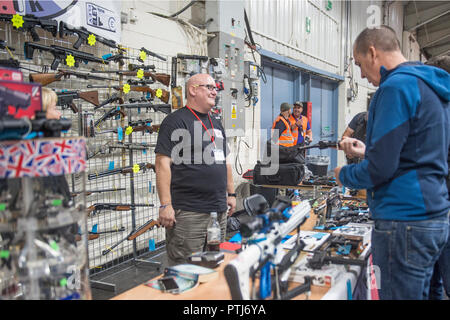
xmin=340 ymin=62 xmax=450 ymax=221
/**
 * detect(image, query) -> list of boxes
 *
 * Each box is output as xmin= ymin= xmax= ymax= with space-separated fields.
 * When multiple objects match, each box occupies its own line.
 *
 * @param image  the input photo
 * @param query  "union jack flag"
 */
xmin=0 ymin=138 xmax=87 ymax=178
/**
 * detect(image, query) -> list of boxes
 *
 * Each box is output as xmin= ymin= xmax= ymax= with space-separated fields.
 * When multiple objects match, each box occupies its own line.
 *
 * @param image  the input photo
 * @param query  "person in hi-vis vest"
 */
xmin=290 ymin=101 xmax=312 ymax=146
xmin=271 ymin=102 xmax=295 ymax=147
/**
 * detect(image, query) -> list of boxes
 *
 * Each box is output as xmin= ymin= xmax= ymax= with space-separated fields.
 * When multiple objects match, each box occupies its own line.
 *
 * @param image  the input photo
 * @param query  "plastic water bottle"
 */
xmin=207 ymin=212 xmax=221 ymax=251
xmin=291 ymin=189 xmax=301 ymax=207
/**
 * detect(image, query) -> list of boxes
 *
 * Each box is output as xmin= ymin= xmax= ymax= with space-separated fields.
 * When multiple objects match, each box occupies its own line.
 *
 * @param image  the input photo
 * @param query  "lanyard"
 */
xmin=185 ymin=105 xmax=216 ymax=147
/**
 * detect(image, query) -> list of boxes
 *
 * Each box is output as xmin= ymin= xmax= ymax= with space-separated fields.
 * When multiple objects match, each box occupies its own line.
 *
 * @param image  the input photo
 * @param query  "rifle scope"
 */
xmin=240 ymin=196 xmax=292 ymax=238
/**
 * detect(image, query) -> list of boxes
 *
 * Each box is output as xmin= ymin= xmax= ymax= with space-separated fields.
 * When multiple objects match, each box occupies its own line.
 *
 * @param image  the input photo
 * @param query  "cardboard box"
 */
xmin=289 ymin=254 xmax=345 ymax=287
xmin=0 ymin=67 xmax=23 ymax=82
xmin=0 ymin=80 xmax=42 ymax=119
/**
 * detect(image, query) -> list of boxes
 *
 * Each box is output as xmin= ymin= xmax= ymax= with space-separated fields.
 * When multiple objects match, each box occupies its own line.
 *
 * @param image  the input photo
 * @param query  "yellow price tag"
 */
xmin=139 ymin=50 xmax=147 ymax=62
xmin=132 ymin=164 xmax=140 ymax=173
xmin=136 ymin=69 xmax=144 ymax=79
xmin=125 ymin=126 xmax=133 ymax=135
xmin=88 ymin=34 xmax=96 ymax=46
xmin=66 ymin=54 xmax=75 ymax=67
xmin=155 ymin=88 xmax=163 ymax=99
xmin=11 ymin=14 xmax=24 ymax=28
xmin=123 ymin=83 xmax=131 ymax=94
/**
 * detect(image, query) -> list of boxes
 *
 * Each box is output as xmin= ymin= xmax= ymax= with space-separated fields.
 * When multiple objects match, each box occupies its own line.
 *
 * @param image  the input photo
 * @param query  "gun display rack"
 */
xmin=0 ymin=18 xmax=170 ymax=293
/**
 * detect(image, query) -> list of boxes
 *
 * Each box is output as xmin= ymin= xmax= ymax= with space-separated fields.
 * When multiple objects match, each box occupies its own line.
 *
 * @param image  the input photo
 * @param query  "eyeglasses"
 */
xmin=193 ymin=84 xmax=217 ymax=91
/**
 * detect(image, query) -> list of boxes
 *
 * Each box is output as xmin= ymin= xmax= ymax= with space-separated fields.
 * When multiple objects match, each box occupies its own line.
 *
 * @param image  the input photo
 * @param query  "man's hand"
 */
xmin=158 ymin=204 xmax=176 ymax=228
xmin=339 ymin=137 xmax=366 ymax=159
xmin=334 ymin=166 xmax=343 ymax=186
xmin=227 ymin=196 xmax=236 ymax=216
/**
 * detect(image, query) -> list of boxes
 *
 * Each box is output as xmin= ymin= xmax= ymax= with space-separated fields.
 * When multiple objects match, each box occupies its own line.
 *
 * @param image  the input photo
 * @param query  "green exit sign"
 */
xmin=326 ymin=1 xmax=332 ymax=11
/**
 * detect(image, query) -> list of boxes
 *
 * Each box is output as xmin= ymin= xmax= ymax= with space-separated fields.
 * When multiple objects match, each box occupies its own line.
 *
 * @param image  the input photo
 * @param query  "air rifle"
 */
xmin=0 ymin=14 xmax=58 ymax=42
xmin=59 ymin=21 xmax=118 ymax=49
xmin=97 ymin=123 xmax=160 ymax=136
xmin=87 ymin=162 xmax=155 ymax=180
xmin=128 ymin=63 xmax=155 ymax=71
xmin=0 ymin=112 xmax=72 ymax=137
xmin=102 ymin=219 xmax=161 ymax=255
xmin=224 ymin=198 xmax=311 ymax=300
xmin=24 ymin=42 xmax=108 ymax=70
xmin=107 ymin=143 xmax=154 ymax=151
xmin=139 ymin=47 xmax=166 ymax=62
xmin=75 ymin=226 xmax=126 ymax=241
xmin=94 ymin=93 xmax=124 ymax=110
xmin=85 ymin=84 xmax=170 ymax=103
xmin=29 ymin=69 xmax=118 ymax=86
xmin=56 ymin=90 xmax=100 ymax=113
xmin=118 ymin=102 xmax=172 ymax=115
xmin=86 ymin=203 xmax=155 ymax=216
xmin=90 ymin=69 xmax=171 ymax=87
xmin=94 ymin=106 xmax=125 ymax=127
xmin=71 ymin=188 xmax=127 ymax=197
xmin=102 ymin=53 xmax=131 ymax=66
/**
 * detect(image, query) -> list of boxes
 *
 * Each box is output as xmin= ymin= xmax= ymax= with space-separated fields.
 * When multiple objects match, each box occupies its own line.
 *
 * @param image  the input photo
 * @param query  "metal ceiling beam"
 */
xmin=425 ymin=42 xmax=450 ymax=58
xmin=404 ymin=2 xmax=450 ymax=31
xmin=417 ymin=23 xmax=450 ymax=48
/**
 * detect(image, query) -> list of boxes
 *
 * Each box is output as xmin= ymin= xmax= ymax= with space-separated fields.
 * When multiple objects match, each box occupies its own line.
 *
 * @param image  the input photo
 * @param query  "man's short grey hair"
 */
xmin=354 ymin=25 xmax=401 ymax=54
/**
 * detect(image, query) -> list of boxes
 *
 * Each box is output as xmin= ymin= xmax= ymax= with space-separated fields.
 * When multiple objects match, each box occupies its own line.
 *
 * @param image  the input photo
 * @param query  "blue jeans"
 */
xmin=372 ymin=214 xmax=449 ymax=300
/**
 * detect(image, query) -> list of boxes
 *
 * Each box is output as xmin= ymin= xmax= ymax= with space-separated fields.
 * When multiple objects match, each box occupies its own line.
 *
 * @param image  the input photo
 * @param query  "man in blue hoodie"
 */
xmin=335 ymin=26 xmax=450 ymax=300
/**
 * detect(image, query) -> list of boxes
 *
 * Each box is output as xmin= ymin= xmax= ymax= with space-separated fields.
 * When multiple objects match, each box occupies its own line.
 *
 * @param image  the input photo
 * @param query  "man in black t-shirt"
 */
xmin=341 ymin=111 xmax=368 ymax=164
xmin=155 ymin=73 xmax=236 ymax=266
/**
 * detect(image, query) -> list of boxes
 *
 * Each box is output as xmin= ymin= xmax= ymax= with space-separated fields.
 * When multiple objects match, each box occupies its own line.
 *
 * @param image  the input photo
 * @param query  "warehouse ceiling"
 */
xmin=404 ymin=1 xmax=450 ymax=59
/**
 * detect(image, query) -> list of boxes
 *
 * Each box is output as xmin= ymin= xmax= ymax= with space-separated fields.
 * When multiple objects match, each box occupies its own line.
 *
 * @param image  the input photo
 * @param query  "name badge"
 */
xmin=213 ymin=129 xmax=223 ymax=139
xmin=213 ymin=148 xmax=225 ymax=161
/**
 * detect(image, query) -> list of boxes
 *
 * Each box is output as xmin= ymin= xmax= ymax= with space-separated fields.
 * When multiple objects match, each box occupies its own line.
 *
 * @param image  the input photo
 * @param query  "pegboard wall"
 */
xmin=0 ymin=20 xmax=171 ymax=275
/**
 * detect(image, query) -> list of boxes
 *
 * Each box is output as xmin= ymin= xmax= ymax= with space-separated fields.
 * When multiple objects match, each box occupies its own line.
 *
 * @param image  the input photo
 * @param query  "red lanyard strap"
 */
xmin=185 ymin=105 xmax=216 ymax=147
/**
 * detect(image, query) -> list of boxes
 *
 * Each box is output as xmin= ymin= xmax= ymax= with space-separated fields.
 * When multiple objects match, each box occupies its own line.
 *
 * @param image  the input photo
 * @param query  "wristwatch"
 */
xmin=227 ymin=193 xmax=237 ymax=197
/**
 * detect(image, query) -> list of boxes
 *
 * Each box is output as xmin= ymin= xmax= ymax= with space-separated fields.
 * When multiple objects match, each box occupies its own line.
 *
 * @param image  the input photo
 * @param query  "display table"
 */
xmin=112 ymin=211 xmax=367 ymax=300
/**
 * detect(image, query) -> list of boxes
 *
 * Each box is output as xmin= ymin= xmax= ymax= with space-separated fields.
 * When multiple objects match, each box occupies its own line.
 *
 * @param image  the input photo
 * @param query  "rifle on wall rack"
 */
xmin=139 ymin=47 xmax=166 ymax=62
xmin=94 ymin=106 xmax=126 ymax=127
xmin=90 ymin=69 xmax=170 ymax=87
xmin=0 ymin=14 xmax=58 ymax=42
xmin=71 ymin=188 xmax=127 ymax=197
xmin=94 ymin=94 xmax=124 ymax=110
xmin=128 ymin=63 xmax=155 ymax=71
xmin=75 ymin=226 xmax=127 ymax=241
xmin=24 ymin=42 xmax=108 ymax=70
xmin=96 ymin=123 xmax=160 ymax=136
xmin=85 ymin=84 xmax=170 ymax=103
xmin=87 ymin=162 xmax=155 ymax=180
xmin=86 ymin=203 xmax=155 ymax=216
xmin=106 ymin=143 xmax=155 ymax=151
xmin=29 ymin=69 xmax=118 ymax=86
xmin=119 ymin=102 xmax=172 ymax=115
xmin=56 ymin=90 xmax=100 ymax=113
xmin=102 ymin=219 xmax=161 ymax=256
xmin=59 ymin=21 xmax=118 ymax=49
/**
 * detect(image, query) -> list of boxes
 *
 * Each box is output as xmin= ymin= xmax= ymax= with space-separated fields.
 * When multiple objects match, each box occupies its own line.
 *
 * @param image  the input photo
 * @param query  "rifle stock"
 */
xmin=102 ymin=219 xmax=160 ymax=255
xmin=78 ymin=90 xmax=100 ymax=106
xmin=29 ymin=73 xmax=64 ymax=86
xmin=76 ymin=233 xmax=100 ymax=241
xmin=128 ymin=219 xmax=160 ymax=240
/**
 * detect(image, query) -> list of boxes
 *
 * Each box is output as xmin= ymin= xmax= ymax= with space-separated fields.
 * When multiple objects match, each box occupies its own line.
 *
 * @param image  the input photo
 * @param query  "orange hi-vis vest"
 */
xmin=272 ymin=115 xmax=295 ymax=147
xmin=289 ymin=114 xmax=308 ymax=145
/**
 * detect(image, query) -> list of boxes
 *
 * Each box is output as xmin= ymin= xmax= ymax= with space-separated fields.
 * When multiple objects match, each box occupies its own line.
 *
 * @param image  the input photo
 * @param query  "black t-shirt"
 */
xmin=155 ymin=107 xmax=229 ymax=213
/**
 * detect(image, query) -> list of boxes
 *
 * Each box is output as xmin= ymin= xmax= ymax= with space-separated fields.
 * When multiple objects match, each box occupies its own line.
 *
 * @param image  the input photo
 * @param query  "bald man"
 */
xmin=335 ymin=26 xmax=450 ymax=300
xmin=155 ymin=73 xmax=236 ymax=266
